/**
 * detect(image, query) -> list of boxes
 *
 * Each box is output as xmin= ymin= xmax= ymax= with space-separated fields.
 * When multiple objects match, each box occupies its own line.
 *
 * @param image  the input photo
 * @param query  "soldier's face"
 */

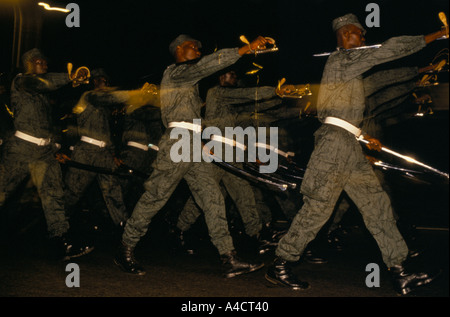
xmin=32 ymin=58 xmax=48 ymax=74
xmin=220 ymin=71 xmax=237 ymax=87
xmin=180 ymin=41 xmax=201 ymax=61
xmin=345 ymin=25 xmax=365 ymax=48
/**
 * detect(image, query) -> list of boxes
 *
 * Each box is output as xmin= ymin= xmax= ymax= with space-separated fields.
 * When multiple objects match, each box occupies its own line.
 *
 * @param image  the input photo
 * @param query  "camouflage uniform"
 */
xmin=0 ymin=72 xmax=71 ymax=237
xmin=177 ymin=85 xmax=281 ymax=237
xmin=276 ymin=35 xmax=427 ymax=267
xmin=64 ymin=89 xmax=129 ymax=225
xmin=329 ymin=67 xmax=420 ymax=231
xmin=119 ymin=108 xmax=162 ymax=210
xmin=122 ymin=48 xmax=244 ymax=254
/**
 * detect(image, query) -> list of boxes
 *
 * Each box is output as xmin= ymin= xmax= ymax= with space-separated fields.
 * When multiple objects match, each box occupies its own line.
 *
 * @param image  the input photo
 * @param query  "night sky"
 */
xmin=2 ymin=0 xmax=449 ymax=87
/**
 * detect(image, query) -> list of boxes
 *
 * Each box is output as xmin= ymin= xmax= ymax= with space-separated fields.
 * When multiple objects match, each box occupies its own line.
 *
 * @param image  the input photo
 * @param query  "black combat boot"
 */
xmin=50 ymin=234 xmax=94 ymax=261
xmin=389 ymin=264 xmax=441 ymax=295
xmin=304 ymin=248 xmax=328 ymax=264
xmin=114 ymin=241 xmax=146 ymax=275
xmin=220 ymin=250 xmax=264 ymax=278
xmin=265 ymin=257 xmax=310 ymax=290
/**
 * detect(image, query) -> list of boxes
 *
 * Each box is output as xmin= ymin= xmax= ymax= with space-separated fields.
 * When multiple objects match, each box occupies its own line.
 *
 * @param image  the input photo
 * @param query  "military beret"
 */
xmin=21 ymin=48 xmax=47 ymax=66
xmin=332 ymin=13 xmax=366 ymax=34
xmin=169 ymin=34 xmax=202 ymax=57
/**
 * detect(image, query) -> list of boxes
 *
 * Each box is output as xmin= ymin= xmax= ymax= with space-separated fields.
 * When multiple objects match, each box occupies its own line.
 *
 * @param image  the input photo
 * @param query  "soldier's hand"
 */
xmin=365 ymin=155 xmax=378 ymax=165
xmin=114 ymin=156 xmax=124 ymax=167
xmin=363 ymin=135 xmax=382 ymax=152
xmin=276 ymin=84 xmax=296 ymax=97
xmin=238 ymin=36 xmax=268 ymax=55
xmin=55 ymin=153 xmax=70 ymax=163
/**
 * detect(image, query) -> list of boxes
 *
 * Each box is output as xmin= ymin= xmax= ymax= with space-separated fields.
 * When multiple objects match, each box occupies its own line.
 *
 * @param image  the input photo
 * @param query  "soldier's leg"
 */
xmin=222 ymin=171 xmax=262 ymax=237
xmin=64 ymin=167 xmax=96 ymax=212
xmin=344 ymin=162 xmax=408 ymax=267
xmin=275 ymin=155 xmax=344 ymax=262
xmin=122 ymin=163 xmax=188 ymax=248
xmin=176 ymin=195 xmax=202 ymax=232
xmin=183 ymin=163 xmax=234 ymax=255
xmin=28 ymin=159 xmax=69 ymax=238
xmin=97 ymin=173 xmax=129 ymax=225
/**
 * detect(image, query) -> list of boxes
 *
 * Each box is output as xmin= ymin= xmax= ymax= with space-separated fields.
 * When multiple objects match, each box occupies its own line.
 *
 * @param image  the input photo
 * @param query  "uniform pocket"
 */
xmin=300 ymin=158 xmax=340 ymax=202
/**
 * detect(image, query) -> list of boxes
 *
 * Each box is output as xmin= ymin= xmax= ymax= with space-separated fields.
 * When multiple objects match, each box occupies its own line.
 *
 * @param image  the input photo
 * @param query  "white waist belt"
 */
xmin=324 ymin=117 xmax=362 ymax=138
xmin=255 ymin=143 xmax=295 ymax=158
xmin=127 ymin=141 xmax=148 ymax=151
xmin=168 ymin=121 xmax=202 ymax=133
xmin=80 ymin=136 xmax=106 ymax=148
xmin=211 ymin=135 xmax=247 ymax=151
xmin=15 ymin=130 xmax=51 ymax=146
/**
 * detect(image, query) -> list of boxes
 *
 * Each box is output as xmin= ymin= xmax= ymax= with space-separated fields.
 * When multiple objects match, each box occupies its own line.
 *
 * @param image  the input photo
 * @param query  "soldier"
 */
xmin=173 ymin=69 xmax=282 ymax=251
xmin=173 ymin=69 xmax=324 ymax=260
xmin=63 ymin=69 xmax=149 ymax=238
xmin=115 ymin=34 xmax=274 ymax=278
xmin=0 ymin=48 xmax=91 ymax=260
xmin=118 ymin=105 xmax=163 ymax=210
xmin=265 ymin=14 xmax=447 ymax=295
xmin=327 ymin=65 xmax=440 ymax=253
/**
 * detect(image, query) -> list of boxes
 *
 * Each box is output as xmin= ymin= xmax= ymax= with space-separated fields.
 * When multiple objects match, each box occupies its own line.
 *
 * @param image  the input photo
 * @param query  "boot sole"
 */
xmin=398 ymin=269 xmax=442 ymax=295
xmin=63 ymin=246 xmax=95 ymax=261
xmin=224 ymin=263 xmax=265 ymax=278
xmin=265 ymin=273 xmax=310 ymax=290
xmin=113 ymin=258 xmax=146 ymax=276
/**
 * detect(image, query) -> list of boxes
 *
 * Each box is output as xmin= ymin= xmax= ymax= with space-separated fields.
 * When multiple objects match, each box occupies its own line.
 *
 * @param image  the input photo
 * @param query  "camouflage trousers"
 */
xmin=64 ymin=143 xmax=129 ymax=225
xmin=177 ymin=163 xmax=262 ymax=238
xmin=0 ymin=138 xmax=69 ymax=237
xmin=122 ymin=132 xmax=234 ymax=255
xmin=276 ymin=127 xmax=408 ymax=267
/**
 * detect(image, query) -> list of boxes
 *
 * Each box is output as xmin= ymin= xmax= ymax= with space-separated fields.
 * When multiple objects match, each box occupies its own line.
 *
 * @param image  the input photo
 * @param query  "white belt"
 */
xmin=148 ymin=143 xmax=160 ymax=151
xmin=255 ymin=143 xmax=295 ymax=158
xmin=168 ymin=121 xmax=202 ymax=133
xmin=127 ymin=141 xmax=148 ymax=151
xmin=324 ymin=117 xmax=362 ymax=138
xmin=80 ymin=136 xmax=106 ymax=148
xmin=211 ymin=135 xmax=247 ymax=151
xmin=15 ymin=130 xmax=51 ymax=146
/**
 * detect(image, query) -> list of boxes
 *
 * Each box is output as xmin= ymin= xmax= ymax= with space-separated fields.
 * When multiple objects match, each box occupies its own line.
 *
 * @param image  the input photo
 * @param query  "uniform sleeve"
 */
xmin=211 ymin=86 xmax=276 ymax=104
xmin=338 ymin=36 xmax=426 ymax=83
xmin=19 ymin=73 xmax=70 ymax=94
xmin=367 ymin=81 xmax=416 ymax=117
xmin=364 ymin=67 xmax=419 ymax=97
xmin=86 ymin=90 xmax=130 ymax=106
xmin=168 ymin=48 xmax=241 ymax=84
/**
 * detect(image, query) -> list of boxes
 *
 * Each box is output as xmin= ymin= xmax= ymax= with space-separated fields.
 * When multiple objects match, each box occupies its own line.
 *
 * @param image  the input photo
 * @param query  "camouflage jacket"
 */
xmin=159 ymin=48 xmax=241 ymax=127
xmin=74 ymin=88 xmax=129 ymax=148
xmin=204 ymin=85 xmax=279 ymax=131
xmin=10 ymin=73 xmax=70 ymax=139
xmin=317 ymin=35 xmax=426 ymax=128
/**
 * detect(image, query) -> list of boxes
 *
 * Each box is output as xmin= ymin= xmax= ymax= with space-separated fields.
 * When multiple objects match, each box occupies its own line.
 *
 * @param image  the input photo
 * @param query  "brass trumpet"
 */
xmin=67 ymin=62 xmax=91 ymax=87
xmin=240 ymin=35 xmax=279 ymax=55
xmin=276 ymin=78 xmax=312 ymax=99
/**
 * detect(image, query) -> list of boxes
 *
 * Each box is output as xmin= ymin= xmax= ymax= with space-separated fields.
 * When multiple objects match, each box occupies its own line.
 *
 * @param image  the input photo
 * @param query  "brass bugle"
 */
xmin=240 ymin=35 xmax=279 ymax=55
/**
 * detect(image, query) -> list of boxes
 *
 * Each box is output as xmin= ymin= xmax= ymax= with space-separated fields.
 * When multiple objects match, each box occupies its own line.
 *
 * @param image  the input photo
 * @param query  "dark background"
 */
xmin=1 ymin=0 xmax=449 ymax=86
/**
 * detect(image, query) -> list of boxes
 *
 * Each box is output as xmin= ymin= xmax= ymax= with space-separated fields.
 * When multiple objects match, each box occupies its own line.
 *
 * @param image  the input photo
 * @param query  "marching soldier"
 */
xmin=115 ymin=34 xmax=273 ymax=278
xmin=0 ymin=48 xmax=91 ymax=260
xmin=265 ymin=13 xmax=447 ymax=295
